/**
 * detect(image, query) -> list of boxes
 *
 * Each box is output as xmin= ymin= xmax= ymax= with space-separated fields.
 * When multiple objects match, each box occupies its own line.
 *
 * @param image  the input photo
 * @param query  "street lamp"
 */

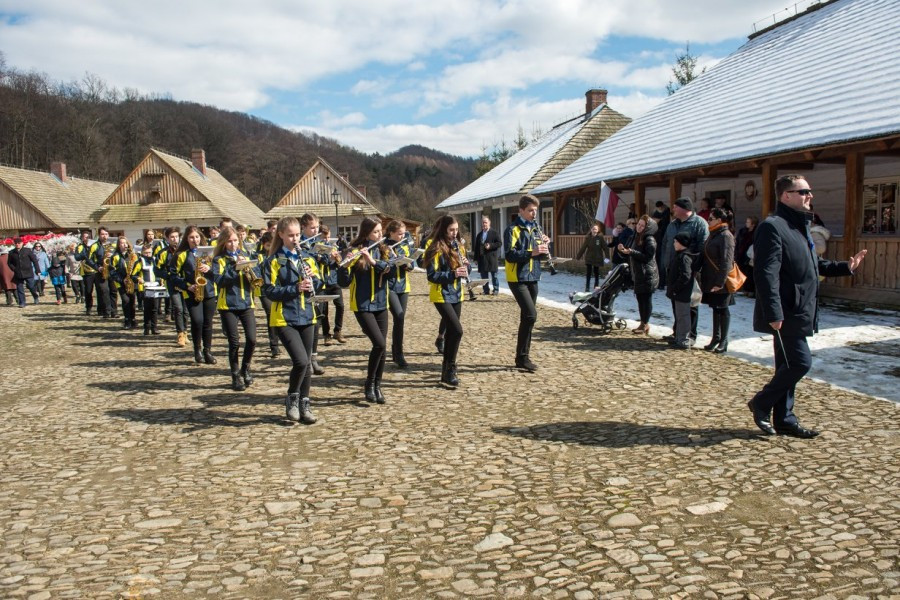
xmin=332 ymin=187 xmax=341 ymax=244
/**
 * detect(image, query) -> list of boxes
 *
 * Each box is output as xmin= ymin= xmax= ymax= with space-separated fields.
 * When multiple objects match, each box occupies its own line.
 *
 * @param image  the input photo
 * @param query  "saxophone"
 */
xmin=194 ymin=254 xmax=209 ymax=302
xmin=124 ymin=247 xmax=137 ymax=295
xmin=100 ymin=243 xmax=115 ymax=279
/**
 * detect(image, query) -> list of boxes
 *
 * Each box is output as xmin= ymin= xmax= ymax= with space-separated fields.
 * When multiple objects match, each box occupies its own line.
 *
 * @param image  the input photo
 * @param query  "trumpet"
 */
xmin=235 ymin=257 xmax=263 ymax=290
xmin=339 ymin=238 xmax=385 ymax=268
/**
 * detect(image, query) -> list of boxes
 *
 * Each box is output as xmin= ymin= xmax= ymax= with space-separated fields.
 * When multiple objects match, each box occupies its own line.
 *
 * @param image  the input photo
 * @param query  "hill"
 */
xmin=0 ymin=62 xmax=476 ymax=225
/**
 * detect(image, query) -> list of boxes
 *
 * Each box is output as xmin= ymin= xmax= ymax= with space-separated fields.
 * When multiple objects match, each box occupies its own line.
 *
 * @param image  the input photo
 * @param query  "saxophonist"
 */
xmin=83 ymin=227 xmax=116 ymax=319
xmin=172 ymin=225 xmax=217 ymax=364
xmin=424 ymin=216 xmax=467 ymax=388
xmin=75 ymin=230 xmax=98 ymax=316
xmin=110 ymin=236 xmax=140 ymax=330
xmin=211 ymin=226 xmax=258 ymax=392
xmin=262 ymin=217 xmax=322 ymax=424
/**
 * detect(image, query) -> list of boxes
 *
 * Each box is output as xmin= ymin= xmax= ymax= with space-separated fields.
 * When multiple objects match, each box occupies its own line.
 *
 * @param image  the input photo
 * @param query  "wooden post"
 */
xmin=761 ymin=161 xmax=776 ymax=217
xmin=844 ymin=152 xmax=863 ymax=287
xmin=668 ymin=176 xmax=682 ymax=209
xmin=634 ymin=182 xmax=646 ymax=219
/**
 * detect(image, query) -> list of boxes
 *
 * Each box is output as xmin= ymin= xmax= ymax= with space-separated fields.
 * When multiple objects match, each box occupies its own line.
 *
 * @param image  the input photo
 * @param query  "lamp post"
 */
xmin=332 ymin=187 xmax=341 ymax=245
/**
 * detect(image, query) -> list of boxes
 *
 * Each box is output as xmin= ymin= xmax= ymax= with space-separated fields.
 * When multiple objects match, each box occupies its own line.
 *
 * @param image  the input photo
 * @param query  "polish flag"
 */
xmin=595 ymin=182 xmax=619 ymax=229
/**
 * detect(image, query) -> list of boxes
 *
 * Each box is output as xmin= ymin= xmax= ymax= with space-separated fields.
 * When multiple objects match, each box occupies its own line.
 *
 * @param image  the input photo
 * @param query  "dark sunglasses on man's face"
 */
xmin=788 ymin=189 xmax=813 ymax=196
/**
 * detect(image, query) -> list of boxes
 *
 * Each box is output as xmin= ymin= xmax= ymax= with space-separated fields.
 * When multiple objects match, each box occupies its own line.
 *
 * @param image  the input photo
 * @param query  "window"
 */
xmin=862 ymin=181 xmax=897 ymax=234
xmin=541 ymin=207 xmax=553 ymax=239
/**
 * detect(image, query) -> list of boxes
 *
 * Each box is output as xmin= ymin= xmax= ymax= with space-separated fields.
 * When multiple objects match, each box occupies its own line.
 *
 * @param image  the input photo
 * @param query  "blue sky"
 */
xmin=0 ymin=0 xmax=802 ymax=157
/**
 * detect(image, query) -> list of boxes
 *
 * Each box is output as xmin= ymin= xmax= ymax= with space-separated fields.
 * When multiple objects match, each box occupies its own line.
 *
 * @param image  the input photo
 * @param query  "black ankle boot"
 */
xmin=704 ymin=311 xmax=721 ymax=351
xmin=392 ymin=349 xmax=408 ymax=368
xmin=364 ymin=380 xmax=377 ymax=402
xmin=231 ymin=373 xmax=245 ymax=391
xmin=445 ymin=363 xmax=459 ymax=387
xmin=515 ymin=356 xmax=537 ymax=372
xmin=373 ymin=380 xmax=386 ymax=404
xmin=203 ymin=349 xmax=217 ymax=365
xmin=194 ymin=348 xmax=203 ymax=364
xmin=299 ymin=397 xmax=317 ymax=424
xmin=714 ymin=311 xmax=730 ymax=354
xmin=434 ymin=336 xmax=444 ymax=354
xmin=240 ymin=365 xmax=253 ymax=386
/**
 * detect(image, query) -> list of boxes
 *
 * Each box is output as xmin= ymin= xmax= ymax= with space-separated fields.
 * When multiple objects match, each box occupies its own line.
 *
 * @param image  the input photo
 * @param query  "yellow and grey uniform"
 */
xmin=212 ymin=252 xmax=256 ymax=311
xmin=387 ymin=240 xmax=413 ymax=294
xmin=426 ymin=244 xmax=465 ymax=304
xmin=172 ymin=249 xmax=217 ymax=300
xmin=75 ymin=241 xmax=97 ymax=275
xmin=504 ymin=216 xmax=543 ymax=282
xmin=261 ymin=246 xmax=321 ymax=327
xmin=339 ymin=246 xmax=393 ymax=312
xmin=110 ymin=251 xmax=143 ymax=292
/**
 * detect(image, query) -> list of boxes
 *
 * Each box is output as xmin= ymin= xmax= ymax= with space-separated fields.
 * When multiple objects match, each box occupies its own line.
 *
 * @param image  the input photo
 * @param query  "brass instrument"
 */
xmin=100 ymin=243 xmax=115 ymax=280
xmin=124 ymin=246 xmax=137 ymax=295
xmin=193 ymin=246 xmax=214 ymax=302
xmin=339 ymin=238 xmax=385 ymax=268
xmin=295 ymin=241 xmax=316 ymax=301
xmin=236 ymin=257 xmax=263 ymax=290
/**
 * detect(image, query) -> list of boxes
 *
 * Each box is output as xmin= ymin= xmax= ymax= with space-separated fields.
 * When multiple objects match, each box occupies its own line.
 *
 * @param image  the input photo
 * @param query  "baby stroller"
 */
xmin=569 ymin=263 xmax=633 ymax=333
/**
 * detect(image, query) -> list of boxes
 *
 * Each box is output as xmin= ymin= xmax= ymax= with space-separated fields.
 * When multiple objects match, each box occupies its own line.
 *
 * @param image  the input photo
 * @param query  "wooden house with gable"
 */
xmin=91 ymin=148 xmax=265 ymax=241
xmin=436 ymin=89 xmax=631 ymax=254
xmin=532 ymin=0 xmax=900 ymax=306
xmin=265 ymin=157 xmax=381 ymax=242
xmin=0 ymin=162 xmax=115 ymax=236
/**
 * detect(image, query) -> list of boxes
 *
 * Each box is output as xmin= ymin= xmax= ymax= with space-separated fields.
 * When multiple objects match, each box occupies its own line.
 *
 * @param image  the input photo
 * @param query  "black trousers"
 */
xmin=169 ymin=291 xmax=187 ymax=333
xmin=53 ymin=283 xmax=67 ymax=302
xmin=388 ymin=291 xmax=408 ymax=357
xmin=83 ymin=273 xmax=97 ymax=314
xmin=508 ymin=281 xmax=538 ymax=360
xmin=636 ymin=291 xmax=653 ymax=324
xmin=434 ymin=302 xmax=462 ymax=366
xmin=584 ymin=265 xmax=601 ymax=291
xmin=220 ymin=308 xmax=257 ymax=374
xmin=186 ymin=296 xmax=216 ymax=352
xmin=355 ymin=310 xmax=388 ymax=383
xmin=751 ymin=334 xmax=810 ymax=428
xmin=99 ymin=276 xmax=118 ymax=316
xmin=318 ymin=284 xmax=345 ymax=335
xmin=259 ymin=295 xmax=279 ymax=351
xmin=71 ymin=279 xmax=84 ymax=300
xmin=277 ymin=324 xmax=314 ymax=397
xmin=143 ymin=296 xmax=159 ymax=331
xmin=119 ymin=289 xmax=136 ymax=324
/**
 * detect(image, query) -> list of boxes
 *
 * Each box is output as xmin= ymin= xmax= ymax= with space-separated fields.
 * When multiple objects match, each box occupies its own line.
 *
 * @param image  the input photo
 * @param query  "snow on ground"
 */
xmin=486 ymin=269 xmax=900 ymax=404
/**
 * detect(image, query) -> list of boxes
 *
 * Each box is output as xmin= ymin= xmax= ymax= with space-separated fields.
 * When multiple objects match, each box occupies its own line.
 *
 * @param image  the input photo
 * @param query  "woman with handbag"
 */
xmin=700 ymin=208 xmax=736 ymax=353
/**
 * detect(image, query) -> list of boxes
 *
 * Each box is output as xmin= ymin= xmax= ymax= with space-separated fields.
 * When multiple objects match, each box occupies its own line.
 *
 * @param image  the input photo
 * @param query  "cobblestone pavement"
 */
xmin=1 ymin=274 xmax=898 ymax=599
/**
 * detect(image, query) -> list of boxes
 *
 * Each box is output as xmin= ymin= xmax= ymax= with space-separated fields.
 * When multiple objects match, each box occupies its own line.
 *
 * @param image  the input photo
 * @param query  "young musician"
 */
xmin=420 ymin=236 xmax=447 ymax=355
xmin=74 ymin=231 xmax=96 ymax=313
xmin=212 ymin=226 xmax=258 ymax=391
xmin=337 ymin=217 xmax=394 ymax=404
xmin=299 ymin=214 xmax=325 ymax=376
xmin=139 ymin=244 xmax=161 ymax=335
xmin=504 ymin=194 xmax=550 ymax=372
xmin=424 ymin=215 xmax=467 ymax=387
xmin=262 ymin=217 xmax=321 ymax=424
xmin=157 ymin=227 xmax=187 ymax=346
xmin=255 ymin=231 xmax=280 ymax=358
xmin=385 ymin=220 xmax=414 ymax=368
xmin=316 ymin=223 xmax=346 ymax=345
xmin=110 ymin=236 xmax=141 ymax=330
xmin=83 ymin=227 xmax=116 ymax=318
xmin=172 ymin=225 xmax=217 ymax=364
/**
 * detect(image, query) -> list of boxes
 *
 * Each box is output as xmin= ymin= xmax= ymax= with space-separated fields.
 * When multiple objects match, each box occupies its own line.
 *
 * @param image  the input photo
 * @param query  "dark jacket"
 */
xmin=576 ymin=232 xmax=609 ymax=266
xmin=628 ymin=220 xmax=659 ymax=294
xmin=504 ymin=216 xmax=542 ymax=283
xmin=7 ymin=246 xmax=40 ymax=281
xmin=262 ymin=247 xmax=322 ymax=326
xmin=611 ymin=228 xmax=634 ymax=265
xmin=651 ymin=206 xmax=670 ymax=240
xmin=752 ymin=202 xmax=853 ymax=337
xmin=734 ymin=226 xmax=754 ymax=267
xmin=662 ymin=214 xmax=709 ymax=270
xmin=338 ymin=246 xmax=394 ymax=312
xmin=666 ymin=249 xmax=696 ymax=303
xmin=700 ymin=224 xmax=735 ymax=294
xmin=212 ymin=253 xmax=257 ymax=311
xmin=472 ymin=228 xmax=502 ymax=273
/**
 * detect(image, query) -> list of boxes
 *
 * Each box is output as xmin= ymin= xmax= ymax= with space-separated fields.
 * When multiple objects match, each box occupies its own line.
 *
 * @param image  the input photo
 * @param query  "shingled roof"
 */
xmin=437 ymin=100 xmax=630 ymax=211
xmin=93 ymin=148 xmax=265 ymax=227
xmin=0 ymin=164 xmax=115 ymax=230
xmin=532 ymin=0 xmax=900 ymax=195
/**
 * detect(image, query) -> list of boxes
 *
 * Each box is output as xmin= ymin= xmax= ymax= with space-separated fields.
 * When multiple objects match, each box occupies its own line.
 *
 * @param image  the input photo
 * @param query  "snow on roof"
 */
xmin=532 ymin=0 xmax=900 ymax=195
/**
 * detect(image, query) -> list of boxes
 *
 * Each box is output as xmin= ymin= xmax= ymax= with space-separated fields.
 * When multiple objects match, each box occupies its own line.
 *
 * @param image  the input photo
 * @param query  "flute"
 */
xmin=339 ymin=237 xmax=385 ymax=267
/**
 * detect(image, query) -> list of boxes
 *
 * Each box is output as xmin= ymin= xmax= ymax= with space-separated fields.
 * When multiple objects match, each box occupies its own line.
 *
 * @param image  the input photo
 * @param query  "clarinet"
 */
xmin=451 ymin=240 xmax=469 ymax=288
xmin=531 ymin=219 xmax=558 ymax=276
xmin=294 ymin=241 xmax=316 ymax=301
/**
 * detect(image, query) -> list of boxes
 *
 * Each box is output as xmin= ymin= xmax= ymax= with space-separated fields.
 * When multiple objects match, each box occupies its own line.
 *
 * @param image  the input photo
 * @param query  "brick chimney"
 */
xmin=191 ymin=149 xmax=207 ymax=175
xmin=340 ymin=172 xmax=350 ymax=183
xmin=585 ymin=89 xmax=608 ymax=115
xmin=356 ymin=185 xmax=367 ymax=198
xmin=50 ymin=161 xmax=67 ymax=183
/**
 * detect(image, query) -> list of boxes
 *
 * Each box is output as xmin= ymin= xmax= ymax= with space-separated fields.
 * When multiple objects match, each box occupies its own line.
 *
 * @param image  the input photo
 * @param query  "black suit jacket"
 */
xmin=472 ymin=228 xmax=501 ymax=273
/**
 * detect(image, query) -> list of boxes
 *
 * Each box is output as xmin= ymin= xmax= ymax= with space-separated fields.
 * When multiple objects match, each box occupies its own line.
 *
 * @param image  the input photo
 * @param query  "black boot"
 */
xmin=194 ymin=348 xmax=203 ymax=364
xmin=434 ymin=336 xmax=444 ymax=354
xmin=443 ymin=363 xmax=459 ymax=388
xmin=285 ymin=393 xmax=301 ymax=422
xmin=299 ymin=397 xmax=317 ymax=424
xmin=392 ymin=347 xmax=408 ymax=368
xmin=240 ymin=364 xmax=253 ymax=387
xmin=231 ymin=373 xmax=245 ymax=391
xmin=704 ymin=311 xmax=721 ymax=351
xmin=714 ymin=311 xmax=730 ymax=354
xmin=203 ymin=349 xmax=217 ymax=365
xmin=364 ymin=379 xmax=377 ymax=403
xmin=310 ymin=354 xmax=324 ymax=375
xmin=515 ymin=356 xmax=537 ymax=372
xmin=143 ymin=326 xmax=150 ymax=336
xmin=373 ymin=380 xmax=386 ymax=404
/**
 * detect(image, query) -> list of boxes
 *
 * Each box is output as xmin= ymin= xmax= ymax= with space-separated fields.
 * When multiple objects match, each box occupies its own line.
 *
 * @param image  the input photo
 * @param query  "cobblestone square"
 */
xmin=1 ymin=275 xmax=897 ymax=599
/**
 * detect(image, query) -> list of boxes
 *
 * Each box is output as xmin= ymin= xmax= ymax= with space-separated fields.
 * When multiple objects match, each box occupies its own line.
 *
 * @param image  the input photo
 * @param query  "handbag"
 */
xmin=704 ymin=248 xmax=746 ymax=293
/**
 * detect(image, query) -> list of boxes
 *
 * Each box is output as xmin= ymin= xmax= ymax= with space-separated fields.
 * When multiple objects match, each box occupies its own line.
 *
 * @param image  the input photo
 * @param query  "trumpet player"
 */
xmin=110 ymin=236 xmax=141 ymax=330
xmin=337 ymin=217 xmax=394 ymax=404
xmin=424 ymin=215 xmax=467 ymax=388
xmin=385 ymin=220 xmax=413 ymax=368
xmin=212 ymin=226 xmax=258 ymax=391
xmin=262 ymin=217 xmax=321 ymax=425
xmin=316 ymin=223 xmax=346 ymax=346
xmin=172 ymin=225 xmax=217 ymax=364
xmin=504 ymin=194 xmax=550 ymax=373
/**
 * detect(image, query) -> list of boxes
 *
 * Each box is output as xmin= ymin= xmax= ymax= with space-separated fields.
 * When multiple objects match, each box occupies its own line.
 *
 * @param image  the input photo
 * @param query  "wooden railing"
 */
xmin=555 ymin=234 xmax=616 ymax=260
xmin=821 ymin=235 xmax=900 ymax=305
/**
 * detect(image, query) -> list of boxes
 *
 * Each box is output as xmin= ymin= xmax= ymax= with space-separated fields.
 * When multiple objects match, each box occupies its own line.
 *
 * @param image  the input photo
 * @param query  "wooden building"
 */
xmin=265 ymin=157 xmax=381 ymax=241
xmin=91 ymin=148 xmax=265 ymax=242
xmin=436 ymin=89 xmax=630 ymax=244
xmin=0 ymin=162 xmax=115 ymax=236
xmin=532 ymin=0 xmax=900 ymax=306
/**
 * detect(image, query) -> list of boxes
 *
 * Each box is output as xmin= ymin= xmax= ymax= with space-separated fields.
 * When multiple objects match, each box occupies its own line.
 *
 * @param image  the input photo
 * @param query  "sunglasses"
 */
xmin=788 ymin=189 xmax=813 ymax=197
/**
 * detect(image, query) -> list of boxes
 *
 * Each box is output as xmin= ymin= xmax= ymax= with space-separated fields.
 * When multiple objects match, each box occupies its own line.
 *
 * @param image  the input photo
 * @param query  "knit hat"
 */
xmin=674 ymin=232 xmax=691 ymax=248
xmin=673 ymin=197 xmax=694 ymax=212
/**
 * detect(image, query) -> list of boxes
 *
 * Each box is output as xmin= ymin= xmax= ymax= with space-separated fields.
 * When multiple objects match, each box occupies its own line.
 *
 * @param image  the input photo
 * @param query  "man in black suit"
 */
xmin=472 ymin=216 xmax=502 ymax=295
xmin=748 ymin=175 xmax=866 ymax=438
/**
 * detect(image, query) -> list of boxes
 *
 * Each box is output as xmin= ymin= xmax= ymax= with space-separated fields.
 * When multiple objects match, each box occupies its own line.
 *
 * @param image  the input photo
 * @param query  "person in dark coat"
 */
xmin=610 ymin=220 xmax=635 ymax=265
xmin=0 ymin=248 xmax=15 ymax=306
xmin=617 ymin=215 xmax=658 ymax=334
xmin=651 ymin=201 xmax=671 ymax=289
xmin=665 ymin=232 xmax=696 ymax=349
xmin=7 ymin=237 xmax=41 ymax=307
xmin=472 ymin=216 xmax=502 ymax=295
xmin=748 ymin=175 xmax=866 ymax=439
xmin=734 ymin=216 xmax=758 ymax=296
xmin=700 ymin=208 xmax=736 ymax=353
xmin=575 ymin=223 xmax=609 ymax=291
xmin=662 ymin=197 xmax=709 ymax=342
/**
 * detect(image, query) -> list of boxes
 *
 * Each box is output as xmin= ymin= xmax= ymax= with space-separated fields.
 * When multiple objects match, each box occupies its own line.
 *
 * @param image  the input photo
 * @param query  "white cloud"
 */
xmin=318 ymin=110 xmax=367 ymax=128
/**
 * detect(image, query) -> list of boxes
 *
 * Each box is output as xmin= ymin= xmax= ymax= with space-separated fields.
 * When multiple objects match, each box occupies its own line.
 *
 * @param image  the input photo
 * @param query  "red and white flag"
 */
xmin=595 ymin=182 xmax=619 ymax=229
